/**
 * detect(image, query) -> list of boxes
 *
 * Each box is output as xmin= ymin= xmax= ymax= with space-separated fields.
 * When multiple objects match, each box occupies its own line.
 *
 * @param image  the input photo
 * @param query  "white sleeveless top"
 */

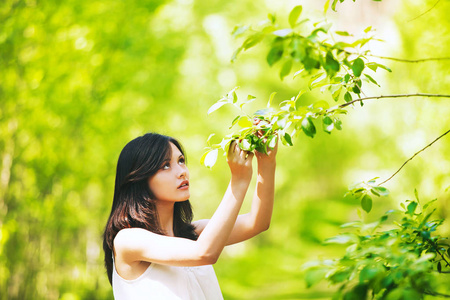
xmin=112 ymin=260 xmax=223 ymax=300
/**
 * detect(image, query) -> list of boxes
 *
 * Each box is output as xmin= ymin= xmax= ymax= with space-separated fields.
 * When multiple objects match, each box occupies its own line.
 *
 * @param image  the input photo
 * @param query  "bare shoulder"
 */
xmin=114 ymin=228 xmax=153 ymax=252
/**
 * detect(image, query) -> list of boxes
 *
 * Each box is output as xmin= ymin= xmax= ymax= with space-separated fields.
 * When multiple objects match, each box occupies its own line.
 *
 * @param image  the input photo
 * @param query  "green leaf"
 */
xmin=231 ymin=47 xmax=243 ymax=62
xmin=407 ymin=201 xmax=418 ymax=216
xmin=418 ymin=209 xmax=436 ymax=229
xmin=414 ymin=188 xmax=419 ymax=202
xmin=229 ymin=116 xmax=240 ymax=129
xmin=344 ymin=284 xmax=368 ymax=300
xmin=334 ymin=118 xmax=342 ymax=130
xmin=305 ymin=268 xmax=328 ymax=288
xmin=329 ymin=269 xmax=352 ymax=284
xmin=293 ymin=68 xmax=305 ymax=78
xmin=206 ymin=133 xmax=215 ymax=145
xmin=335 ymin=31 xmax=351 ymax=36
xmin=232 ymin=25 xmax=250 ymax=37
xmin=290 ymin=37 xmax=306 ymax=61
xmin=207 ymin=101 xmax=228 ymax=115
xmin=239 ymin=138 xmax=252 ymax=151
xmin=366 ymin=62 xmax=392 ymax=73
xmin=240 ymin=95 xmax=256 ymax=110
xmin=254 ymin=108 xmax=275 ymax=116
xmin=232 ymin=90 xmax=238 ymax=103
xmin=301 ymin=117 xmax=316 ymax=138
xmin=313 ymin=100 xmax=330 ymax=110
xmin=324 ymin=233 xmax=358 ymax=244
xmin=310 ymin=73 xmax=327 ymax=89
xmin=323 ymin=0 xmax=331 ymax=13
xmin=272 ymin=29 xmax=293 ymax=37
xmin=283 ymin=132 xmax=293 ymax=146
xmin=344 ymin=73 xmax=351 ymax=83
xmin=268 ymin=134 xmax=277 ymax=148
xmin=280 ymin=59 xmax=293 ymax=80
xmin=242 ymin=32 xmax=265 ymax=50
xmin=344 ymin=91 xmax=352 ymax=102
xmin=201 ymin=149 xmax=218 ymax=168
xmin=423 ymin=198 xmax=437 ymax=210
xmin=371 ymin=186 xmax=389 ymax=197
xmin=363 ymin=74 xmax=380 ymax=86
xmin=288 ymin=5 xmax=303 ymax=28
xmin=401 ymin=289 xmax=422 ymax=300
xmin=267 ymin=92 xmax=277 ymax=108
xmin=359 ymin=265 xmax=381 ymax=282
xmin=331 ymin=86 xmax=342 ymax=102
xmin=351 ymin=58 xmax=365 ymax=77
xmin=331 ymin=0 xmax=339 ymax=11
xmin=238 ymin=116 xmax=252 ymax=128
xmin=267 ymin=44 xmax=284 ymax=66
xmin=364 ymin=26 xmax=372 ymax=33
xmin=324 ymin=51 xmax=340 ymax=76
xmin=361 ymin=194 xmax=372 ymax=213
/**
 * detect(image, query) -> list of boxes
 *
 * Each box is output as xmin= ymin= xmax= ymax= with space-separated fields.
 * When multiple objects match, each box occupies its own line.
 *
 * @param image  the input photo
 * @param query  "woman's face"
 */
xmin=148 ymin=142 xmax=190 ymax=202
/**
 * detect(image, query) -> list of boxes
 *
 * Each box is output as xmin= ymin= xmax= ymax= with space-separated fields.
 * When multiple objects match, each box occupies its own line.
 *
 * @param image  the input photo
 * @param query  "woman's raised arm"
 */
xmin=114 ymin=142 xmax=254 ymax=267
xmin=194 ymin=137 xmax=278 ymax=246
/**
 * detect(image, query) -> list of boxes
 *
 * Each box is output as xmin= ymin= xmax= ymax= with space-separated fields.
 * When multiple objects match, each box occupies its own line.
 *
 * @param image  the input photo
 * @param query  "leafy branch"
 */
xmin=304 ymin=194 xmax=450 ymax=299
xmin=231 ymin=6 xmax=393 ymax=102
xmin=339 ymin=93 xmax=450 ymax=108
xmin=203 ymin=6 xmax=450 ymax=171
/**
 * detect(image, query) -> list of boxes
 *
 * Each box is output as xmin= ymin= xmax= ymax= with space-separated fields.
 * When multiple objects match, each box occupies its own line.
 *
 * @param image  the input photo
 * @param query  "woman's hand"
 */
xmin=227 ymin=141 xmax=254 ymax=184
xmin=253 ymin=118 xmax=278 ymax=165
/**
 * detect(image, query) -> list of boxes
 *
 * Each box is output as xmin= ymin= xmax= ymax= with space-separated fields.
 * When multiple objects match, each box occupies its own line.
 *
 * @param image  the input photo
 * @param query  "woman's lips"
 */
xmin=178 ymin=180 xmax=189 ymax=189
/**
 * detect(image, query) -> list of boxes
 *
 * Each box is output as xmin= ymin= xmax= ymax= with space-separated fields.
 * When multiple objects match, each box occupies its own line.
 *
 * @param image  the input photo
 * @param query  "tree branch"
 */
xmin=343 ymin=50 xmax=450 ymax=63
xmin=408 ymin=0 xmax=441 ymax=22
xmin=424 ymin=290 xmax=450 ymax=298
xmin=367 ymin=53 xmax=450 ymax=63
xmin=378 ymin=129 xmax=450 ymax=186
xmin=339 ymin=93 xmax=450 ymax=108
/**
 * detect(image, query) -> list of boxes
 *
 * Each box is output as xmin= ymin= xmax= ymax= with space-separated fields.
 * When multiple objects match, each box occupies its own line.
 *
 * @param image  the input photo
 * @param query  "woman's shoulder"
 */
xmin=114 ymin=228 xmax=154 ymax=250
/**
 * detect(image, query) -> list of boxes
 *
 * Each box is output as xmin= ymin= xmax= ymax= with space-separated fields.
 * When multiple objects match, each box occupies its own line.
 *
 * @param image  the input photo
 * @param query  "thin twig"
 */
xmin=339 ymin=93 xmax=450 ymax=108
xmin=424 ymin=290 xmax=450 ymax=298
xmin=428 ymin=240 xmax=450 ymax=269
xmin=408 ymin=0 xmax=441 ymax=22
xmin=343 ymin=50 xmax=450 ymax=63
xmin=378 ymin=129 xmax=450 ymax=186
xmin=367 ymin=53 xmax=450 ymax=63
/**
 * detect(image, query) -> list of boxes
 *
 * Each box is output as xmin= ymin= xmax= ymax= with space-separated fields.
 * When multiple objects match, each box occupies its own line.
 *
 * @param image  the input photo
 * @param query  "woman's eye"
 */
xmin=162 ymin=163 xmax=170 ymax=170
xmin=179 ymin=157 xmax=185 ymax=165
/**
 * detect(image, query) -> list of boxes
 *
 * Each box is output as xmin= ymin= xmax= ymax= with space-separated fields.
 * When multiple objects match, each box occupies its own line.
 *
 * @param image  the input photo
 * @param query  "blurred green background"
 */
xmin=1 ymin=0 xmax=449 ymax=299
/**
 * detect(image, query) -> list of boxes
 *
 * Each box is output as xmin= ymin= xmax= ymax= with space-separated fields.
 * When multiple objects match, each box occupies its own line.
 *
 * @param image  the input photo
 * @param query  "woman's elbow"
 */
xmin=256 ymin=221 xmax=270 ymax=233
xmin=200 ymin=254 xmax=219 ymax=265
xmin=198 ymin=250 xmax=220 ymax=265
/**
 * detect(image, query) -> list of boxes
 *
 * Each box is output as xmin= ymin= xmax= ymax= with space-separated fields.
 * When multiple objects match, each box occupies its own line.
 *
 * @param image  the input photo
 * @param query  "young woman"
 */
xmin=103 ymin=132 xmax=277 ymax=299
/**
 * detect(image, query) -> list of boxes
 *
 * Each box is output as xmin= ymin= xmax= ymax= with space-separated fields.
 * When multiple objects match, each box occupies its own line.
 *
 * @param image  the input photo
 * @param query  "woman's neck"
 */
xmin=156 ymin=201 xmax=175 ymax=236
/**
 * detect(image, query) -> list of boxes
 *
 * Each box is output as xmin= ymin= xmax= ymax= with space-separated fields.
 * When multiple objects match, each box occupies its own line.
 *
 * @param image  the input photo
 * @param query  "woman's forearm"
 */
xmin=249 ymin=162 xmax=276 ymax=232
xmin=196 ymin=179 xmax=250 ymax=263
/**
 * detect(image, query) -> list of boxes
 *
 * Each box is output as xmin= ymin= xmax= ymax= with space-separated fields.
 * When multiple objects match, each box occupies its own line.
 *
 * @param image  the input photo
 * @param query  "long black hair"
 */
xmin=102 ymin=133 xmax=197 ymax=285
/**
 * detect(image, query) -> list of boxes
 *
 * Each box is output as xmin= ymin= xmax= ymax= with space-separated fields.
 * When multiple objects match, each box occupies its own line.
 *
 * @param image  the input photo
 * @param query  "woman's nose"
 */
xmin=177 ymin=165 xmax=188 ymax=178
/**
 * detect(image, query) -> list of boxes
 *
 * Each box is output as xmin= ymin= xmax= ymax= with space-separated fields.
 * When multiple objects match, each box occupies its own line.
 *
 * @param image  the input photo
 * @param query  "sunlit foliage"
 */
xmin=1 ymin=0 xmax=449 ymax=299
